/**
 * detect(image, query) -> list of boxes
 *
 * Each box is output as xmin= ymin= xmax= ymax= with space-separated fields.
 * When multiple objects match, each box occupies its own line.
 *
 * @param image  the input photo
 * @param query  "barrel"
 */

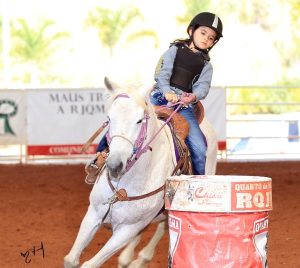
xmin=165 ymin=175 xmax=272 ymax=268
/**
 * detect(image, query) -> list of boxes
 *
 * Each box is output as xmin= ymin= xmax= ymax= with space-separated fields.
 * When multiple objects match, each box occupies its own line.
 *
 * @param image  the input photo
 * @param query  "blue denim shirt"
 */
xmin=154 ymin=45 xmax=213 ymax=101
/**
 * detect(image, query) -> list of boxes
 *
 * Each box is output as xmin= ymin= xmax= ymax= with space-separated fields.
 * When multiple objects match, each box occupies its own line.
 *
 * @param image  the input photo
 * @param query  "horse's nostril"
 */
xmin=107 ymin=160 xmax=123 ymax=178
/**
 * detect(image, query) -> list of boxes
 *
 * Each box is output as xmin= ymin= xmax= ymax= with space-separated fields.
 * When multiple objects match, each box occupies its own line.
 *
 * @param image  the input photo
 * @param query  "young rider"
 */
xmin=85 ymin=12 xmax=223 ymax=182
xmin=150 ymin=12 xmax=223 ymax=175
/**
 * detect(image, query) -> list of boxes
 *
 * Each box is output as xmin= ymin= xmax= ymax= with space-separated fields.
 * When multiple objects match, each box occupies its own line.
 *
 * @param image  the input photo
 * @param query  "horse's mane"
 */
xmin=105 ymin=84 xmax=154 ymax=115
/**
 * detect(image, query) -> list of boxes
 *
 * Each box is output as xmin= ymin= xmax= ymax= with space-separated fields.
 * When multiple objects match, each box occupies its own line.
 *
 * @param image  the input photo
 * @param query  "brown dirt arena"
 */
xmin=0 ymin=160 xmax=299 ymax=268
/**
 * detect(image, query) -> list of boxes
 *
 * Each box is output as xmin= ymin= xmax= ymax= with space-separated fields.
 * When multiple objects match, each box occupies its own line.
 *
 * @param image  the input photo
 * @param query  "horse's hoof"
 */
xmin=127 ymin=258 xmax=148 ymax=268
xmin=64 ymin=255 xmax=80 ymax=268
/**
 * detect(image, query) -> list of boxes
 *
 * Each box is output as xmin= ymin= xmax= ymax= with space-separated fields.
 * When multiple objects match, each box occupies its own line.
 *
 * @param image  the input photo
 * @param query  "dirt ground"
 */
xmin=0 ymin=160 xmax=299 ymax=268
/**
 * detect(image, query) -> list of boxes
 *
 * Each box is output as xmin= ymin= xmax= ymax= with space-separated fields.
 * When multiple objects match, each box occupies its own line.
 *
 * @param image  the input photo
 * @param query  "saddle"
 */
xmin=153 ymin=102 xmax=205 ymax=176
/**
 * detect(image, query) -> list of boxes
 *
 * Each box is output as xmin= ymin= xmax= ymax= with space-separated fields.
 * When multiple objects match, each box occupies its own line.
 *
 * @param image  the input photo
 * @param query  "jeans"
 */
xmin=150 ymin=90 xmax=207 ymax=175
xmin=96 ymin=133 xmax=108 ymax=152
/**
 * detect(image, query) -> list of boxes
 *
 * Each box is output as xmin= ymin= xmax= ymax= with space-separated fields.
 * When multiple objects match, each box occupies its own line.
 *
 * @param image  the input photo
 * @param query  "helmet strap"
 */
xmin=207 ymin=39 xmax=219 ymax=51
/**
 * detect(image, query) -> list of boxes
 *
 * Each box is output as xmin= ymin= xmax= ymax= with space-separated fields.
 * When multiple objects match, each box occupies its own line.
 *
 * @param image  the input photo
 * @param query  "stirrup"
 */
xmin=84 ymin=152 xmax=108 ymax=185
xmin=85 ymin=164 xmax=106 ymax=185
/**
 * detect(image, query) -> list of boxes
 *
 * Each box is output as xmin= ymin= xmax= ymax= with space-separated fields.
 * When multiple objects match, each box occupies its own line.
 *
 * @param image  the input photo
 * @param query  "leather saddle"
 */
xmin=153 ymin=102 xmax=205 ymax=176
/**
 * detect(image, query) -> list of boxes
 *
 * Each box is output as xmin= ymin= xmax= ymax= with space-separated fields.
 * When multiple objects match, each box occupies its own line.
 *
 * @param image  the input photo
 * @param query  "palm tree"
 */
xmin=86 ymin=5 xmax=158 ymax=57
xmin=176 ymin=0 xmax=212 ymax=25
xmin=11 ymin=18 xmax=69 ymax=85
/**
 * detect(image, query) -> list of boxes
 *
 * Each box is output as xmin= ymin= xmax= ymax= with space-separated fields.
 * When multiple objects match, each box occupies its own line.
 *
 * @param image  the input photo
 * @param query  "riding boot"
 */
xmin=85 ymin=149 xmax=109 ymax=184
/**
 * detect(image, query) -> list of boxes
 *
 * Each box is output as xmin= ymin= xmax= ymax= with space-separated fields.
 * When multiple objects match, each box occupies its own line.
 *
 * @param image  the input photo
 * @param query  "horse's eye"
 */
xmin=136 ymin=119 xmax=143 ymax=124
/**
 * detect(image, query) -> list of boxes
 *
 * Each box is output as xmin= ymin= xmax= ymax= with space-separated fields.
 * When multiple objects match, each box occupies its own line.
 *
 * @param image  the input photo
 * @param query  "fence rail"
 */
xmin=224 ymin=86 xmax=300 ymax=160
xmin=1 ymin=86 xmax=300 ymax=162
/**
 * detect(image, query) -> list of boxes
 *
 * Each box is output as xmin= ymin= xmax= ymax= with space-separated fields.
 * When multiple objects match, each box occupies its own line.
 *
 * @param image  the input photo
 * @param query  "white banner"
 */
xmin=0 ymin=90 xmax=26 ymax=144
xmin=202 ymin=87 xmax=226 ymax=150
xmin=25 ymin=87 xmax=226 ymax=155
xmin=27 ymin=89 xmax=109 ymax=155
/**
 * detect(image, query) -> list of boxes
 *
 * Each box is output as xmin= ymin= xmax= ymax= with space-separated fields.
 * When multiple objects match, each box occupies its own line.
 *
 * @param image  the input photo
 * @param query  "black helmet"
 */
xmin=187 ymin=12 xmax=223 ymax=40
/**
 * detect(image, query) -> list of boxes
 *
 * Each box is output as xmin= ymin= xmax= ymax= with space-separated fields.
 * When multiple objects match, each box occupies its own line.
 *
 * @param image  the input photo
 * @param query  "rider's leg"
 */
xmin=150 ymin=90 xmax=168 ymax=106
xmin=179 ymin=106 xmax=207 ymax=175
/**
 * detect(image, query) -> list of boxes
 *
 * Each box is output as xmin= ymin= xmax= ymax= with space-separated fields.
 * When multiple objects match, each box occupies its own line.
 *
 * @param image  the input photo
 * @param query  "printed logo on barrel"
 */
xmin=253 ymin=216 xmax=269 ymax=267
xmin=168 ymin=215 xmax=181 ymax=266
xmin=231 ymin=181 xmax=272 ymax=211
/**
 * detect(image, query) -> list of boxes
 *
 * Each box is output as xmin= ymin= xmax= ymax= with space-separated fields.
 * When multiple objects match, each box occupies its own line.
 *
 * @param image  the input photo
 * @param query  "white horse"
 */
xmin=116 ymin=116 xmax=218 ymax=268
xmin=64 ymin=79 xmax=218 ymax=268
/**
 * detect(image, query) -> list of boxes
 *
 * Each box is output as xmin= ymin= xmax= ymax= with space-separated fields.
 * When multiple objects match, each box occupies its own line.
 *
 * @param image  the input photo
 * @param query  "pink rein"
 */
xmin=106 ymin=93 xmax=184 ymax=172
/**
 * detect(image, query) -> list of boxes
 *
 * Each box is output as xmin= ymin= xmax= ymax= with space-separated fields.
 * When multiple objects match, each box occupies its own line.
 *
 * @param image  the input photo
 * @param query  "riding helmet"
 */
xmin=187 ymin=12 xmax=223 ymax=40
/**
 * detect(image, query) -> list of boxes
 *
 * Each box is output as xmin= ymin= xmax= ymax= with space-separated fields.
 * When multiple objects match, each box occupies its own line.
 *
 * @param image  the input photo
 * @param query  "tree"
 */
xmin=288 ymin=0 xmax=300 ymax=60
xmin=176 ymin=0 xmax=212 ymax=25
xmin=85 ymin=5 xmax=158 ymax=57
xmin=11 ymin=18 xmax=69 ymax=85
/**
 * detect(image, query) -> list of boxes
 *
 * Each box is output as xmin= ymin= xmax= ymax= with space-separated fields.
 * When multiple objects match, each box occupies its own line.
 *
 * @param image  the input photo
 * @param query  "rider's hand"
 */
xmin=165 ymin=92 xmax=179 ymax=103
xmin=181 ymin=93 xmax=196 ymax=104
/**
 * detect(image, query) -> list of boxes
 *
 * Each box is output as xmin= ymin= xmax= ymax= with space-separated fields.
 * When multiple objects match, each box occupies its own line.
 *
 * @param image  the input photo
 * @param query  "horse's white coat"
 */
xmin=64 ymin=87 xmax=175 ymax=268
xmin=64 ymin=83 xmax=218 ymax=268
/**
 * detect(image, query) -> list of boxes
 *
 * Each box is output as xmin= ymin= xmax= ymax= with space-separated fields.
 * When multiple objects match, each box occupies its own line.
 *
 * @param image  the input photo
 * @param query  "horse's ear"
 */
xmin=104 ymin=77 xmax=115 ymax=92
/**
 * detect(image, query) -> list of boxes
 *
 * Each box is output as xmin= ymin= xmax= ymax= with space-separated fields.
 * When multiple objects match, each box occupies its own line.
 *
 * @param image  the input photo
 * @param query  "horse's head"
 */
xmin=104 ymin=78 xmax=153 ymax=180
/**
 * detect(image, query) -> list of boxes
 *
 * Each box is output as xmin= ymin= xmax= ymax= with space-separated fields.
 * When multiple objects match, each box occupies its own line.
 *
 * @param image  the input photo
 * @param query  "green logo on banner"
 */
xmin=0 ymin=99 xmax=18 ymax=135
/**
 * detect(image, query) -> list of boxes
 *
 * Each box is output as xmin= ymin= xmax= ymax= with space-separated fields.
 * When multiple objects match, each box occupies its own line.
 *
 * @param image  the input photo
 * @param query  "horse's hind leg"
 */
xmin=118 ymin=235 xmax=141 ymax=268
xmin=127 ymin=221 xmax=167 ymax=268
xmin=64 ymin=205 xmax=101 ymax=268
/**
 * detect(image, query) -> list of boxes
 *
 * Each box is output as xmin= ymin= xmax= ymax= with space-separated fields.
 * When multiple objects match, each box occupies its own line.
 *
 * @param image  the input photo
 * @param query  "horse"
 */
xmin=64 ymin=78 xmax=218 ymax=268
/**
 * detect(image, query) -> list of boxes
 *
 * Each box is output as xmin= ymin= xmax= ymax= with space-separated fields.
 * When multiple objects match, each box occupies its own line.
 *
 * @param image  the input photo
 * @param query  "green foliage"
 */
xmin=0 ymin=17 xmax=2 ymax=52
xmin=126 ymin=30 xmax=159 ymax=48
xmin=86 ymin=5 xmax=155 ymax=56
xmin=288 ymin=0 xmax=300 ymax=66
xmin=227 ymin=87 xmax=300 ymax=114
xmin=176 ymin=0 xmax=212 ymax=25
xmin=237 ymin=0 xmax=270 ymax=29
xmin=9 ymin=18 xmax=69 ymax=85
xmin=289 ymin=0 xmax=300 ymax=21
xmin=11 ymin=18 xmax=69 ymax=65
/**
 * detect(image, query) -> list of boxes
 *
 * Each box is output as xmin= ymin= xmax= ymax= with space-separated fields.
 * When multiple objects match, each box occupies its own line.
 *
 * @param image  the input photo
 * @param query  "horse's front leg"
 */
xmin=128 ymin=221 xmax=167 ymax=268
xmin=80 ymin=223 xmax=145 ymax=268
xmin=118 ymin=235 xmax=141 ymax=268
xmin=64 ymin=205 xmax=102 ymax=268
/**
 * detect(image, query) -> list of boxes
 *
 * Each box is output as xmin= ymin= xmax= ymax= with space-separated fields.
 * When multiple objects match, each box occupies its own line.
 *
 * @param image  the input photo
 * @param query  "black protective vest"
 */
xmin=170 ymin=45 xmax=209 ymax=93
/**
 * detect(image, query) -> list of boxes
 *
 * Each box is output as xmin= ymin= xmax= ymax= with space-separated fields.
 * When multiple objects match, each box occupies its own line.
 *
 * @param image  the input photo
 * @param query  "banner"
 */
xmin=202 ymin=87 xmax=226 ymax=150
xmin=25 ymin=87 xmax=226 ymax=156
xmin=0 ymin=90 xmax=26 ymax=144
xmin=27 ymin=89 xmax=108 ymax=155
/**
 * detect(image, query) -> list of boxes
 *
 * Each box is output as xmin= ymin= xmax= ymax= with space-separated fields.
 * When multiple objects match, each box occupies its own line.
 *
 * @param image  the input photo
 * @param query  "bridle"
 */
xmin=82 ymin=92 xmax=184 ymax=223
xmin=82 ymin=93 xmax=184 ymax=172
xmin=106 ymin=93 xmax=185 ymax=173
xmin=105 ymin=93 xmax=151 ymax=173
xmin=99 ymin=92 xmax=183 ymax=224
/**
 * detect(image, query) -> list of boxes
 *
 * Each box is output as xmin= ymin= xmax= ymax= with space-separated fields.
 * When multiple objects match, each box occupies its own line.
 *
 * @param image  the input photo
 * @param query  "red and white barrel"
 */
xmin=165 ymin=175 xmax=272 ymax=268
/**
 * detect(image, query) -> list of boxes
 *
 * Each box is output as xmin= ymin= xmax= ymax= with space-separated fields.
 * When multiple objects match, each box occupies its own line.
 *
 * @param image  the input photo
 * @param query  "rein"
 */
xmin=81 ymin=96 xmax=185 ymax=173
xmin=81 ymin=121 xmax=109 ymax=153
xmin=82 ymin=94 xmax=185 ymax=224
xmin=123 ymin=101 xmax=184 ymax=171
xmin=106 ymin=94 xmax=184 ymax=172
